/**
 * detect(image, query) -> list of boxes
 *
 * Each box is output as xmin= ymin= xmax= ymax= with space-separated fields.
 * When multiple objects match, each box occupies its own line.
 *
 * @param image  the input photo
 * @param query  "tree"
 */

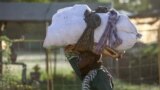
xmin=113 ymin=0 xmax=150 ymax=13
xmin=0 ymin=0 xmax=109 ymax=3
xmin=0 ymin=0 xmax=50 ymax=2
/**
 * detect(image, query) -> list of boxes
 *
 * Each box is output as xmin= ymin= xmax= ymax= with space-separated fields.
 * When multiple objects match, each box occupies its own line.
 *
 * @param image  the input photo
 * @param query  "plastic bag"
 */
xmin=43 ymin=4 xmax=141 ymax=51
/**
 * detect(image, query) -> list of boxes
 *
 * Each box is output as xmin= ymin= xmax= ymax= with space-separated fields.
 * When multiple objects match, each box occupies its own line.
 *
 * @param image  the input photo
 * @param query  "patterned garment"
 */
xmin=82 ymin=69 xmax=98 ymax=90
xmin=90 ymin=67 xmax=113 ymax=90
xmin=65 ymin=51 xmax=83 ymax=80
xmin=65 ymin=51 xmax=113 ymax=90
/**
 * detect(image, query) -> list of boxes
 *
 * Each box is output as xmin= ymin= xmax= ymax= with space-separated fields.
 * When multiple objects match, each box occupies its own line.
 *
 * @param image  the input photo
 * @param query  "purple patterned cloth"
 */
xmin=95 ymin=10 xmax=122 ymax=54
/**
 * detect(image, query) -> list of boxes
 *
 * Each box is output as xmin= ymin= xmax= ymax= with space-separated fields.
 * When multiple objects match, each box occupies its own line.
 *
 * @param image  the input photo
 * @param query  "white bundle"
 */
xmin=43 ymin=4 xmax=141 ymax=51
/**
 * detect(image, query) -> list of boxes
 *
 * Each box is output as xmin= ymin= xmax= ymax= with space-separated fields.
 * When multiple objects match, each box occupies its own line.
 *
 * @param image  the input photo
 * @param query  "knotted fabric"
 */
xmin=95 ymin=10 xmax=122 ymax=54
xmin=74 ymin=10 xmax=101 ymax=51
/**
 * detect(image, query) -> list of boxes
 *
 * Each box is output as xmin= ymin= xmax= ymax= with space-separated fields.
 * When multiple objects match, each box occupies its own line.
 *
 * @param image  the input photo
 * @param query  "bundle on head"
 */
xmin=74 ymin=9 xmax=101 ymax=52
xmin=43 ymin=4 xmax=141 ymax=54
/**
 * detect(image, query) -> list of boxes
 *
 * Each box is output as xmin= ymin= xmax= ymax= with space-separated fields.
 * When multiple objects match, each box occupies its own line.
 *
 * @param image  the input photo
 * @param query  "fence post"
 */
xmin=45 ymin=22 xmax=54 ymax=90
xmin=0 ymin=22 xmax=5 ymax=75
xmin=0 ymin=23 xmax=2 ymax=74
xmin=53 ymin=48 xmax=57 ymax=84
xmin=45 ymin=48 xmax=50 ymax=90
xmin=115 ymin=60 xmax=119 ymax=78
xmin=157 ymin=17 xmax=160 ymax=85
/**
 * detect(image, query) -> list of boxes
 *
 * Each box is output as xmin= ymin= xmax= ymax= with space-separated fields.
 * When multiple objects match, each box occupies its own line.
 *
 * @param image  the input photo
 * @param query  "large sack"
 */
xmin=43 ymin=4 xmax=141 ymax=51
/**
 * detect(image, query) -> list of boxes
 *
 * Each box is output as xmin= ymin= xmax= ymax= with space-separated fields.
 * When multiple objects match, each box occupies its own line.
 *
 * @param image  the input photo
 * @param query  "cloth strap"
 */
xmin=95 ymin=10 xmax=122 ymax=54
xmin=74 ymin=10 xmax=101 ymax=52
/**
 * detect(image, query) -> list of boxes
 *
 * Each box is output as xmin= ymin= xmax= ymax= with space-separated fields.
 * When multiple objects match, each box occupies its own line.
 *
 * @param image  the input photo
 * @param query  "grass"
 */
xmin=1 ymin=51 xmax=160 ymax=90
xmin=114 ymin=79 xmax=160 ymax=90
xmin=3 ymin=64 xmax=160 ymax=90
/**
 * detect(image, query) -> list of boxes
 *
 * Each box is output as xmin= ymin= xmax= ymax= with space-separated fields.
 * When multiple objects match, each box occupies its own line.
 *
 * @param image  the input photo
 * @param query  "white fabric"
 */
xmin=43 ymin=4 xmax=140 ymax=51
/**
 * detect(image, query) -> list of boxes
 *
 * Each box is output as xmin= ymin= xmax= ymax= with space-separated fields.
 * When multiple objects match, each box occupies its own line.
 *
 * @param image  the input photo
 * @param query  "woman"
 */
xmin=64 ymin=45 xmax=114 ymax=90
xmin=64 ymin=6 xmax=123 ymax=90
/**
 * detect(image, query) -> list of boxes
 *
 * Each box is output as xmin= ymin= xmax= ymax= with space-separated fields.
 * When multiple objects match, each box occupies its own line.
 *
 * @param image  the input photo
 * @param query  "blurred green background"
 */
xmin=0 ymin=0 xmax=160 ymax=90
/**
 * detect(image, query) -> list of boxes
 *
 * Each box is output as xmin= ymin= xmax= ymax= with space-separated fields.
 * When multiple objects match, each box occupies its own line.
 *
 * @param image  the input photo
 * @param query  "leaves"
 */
xmin=0 ymin=36 xmax=12 ymax=62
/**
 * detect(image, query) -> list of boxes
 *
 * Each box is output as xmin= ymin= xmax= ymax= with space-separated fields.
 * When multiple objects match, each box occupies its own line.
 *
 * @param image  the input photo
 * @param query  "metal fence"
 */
xmin=0 ymin=36 xmax=160 ymax=90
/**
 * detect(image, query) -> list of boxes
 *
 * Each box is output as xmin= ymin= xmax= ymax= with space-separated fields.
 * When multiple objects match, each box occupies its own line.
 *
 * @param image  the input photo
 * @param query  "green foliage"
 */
xmin=0 ymin=0 xmax=110 ymax=3
xmin=0 ymin=36 xmax=12 ymax=62
xmin=0 ymin=0 xmax=159 ymax=13
xmin=17 ymin=0 xmax=50 ymax=3
xmin=1 ymin=66 xmax=159 ymax=90
xmin=0 ymin=79 xmax=35 ymax=90
xmin=52 ymin=0 xmax=99 ymax=2
xmin=113 ymin=0 xmax=150 ymax=13
xmin=141 ymin=43 xmax=158 ymax=58
xmin=117 ymin=43 xmax=159 ymax=84
xmin=114 ymin=79 xmax=160 ymax=90
xmin=0 ymin=0 xmax=50 ymax=3
xmin=0 ymin=36 xmax=12 ymax=44
xmin=0 ymin=65 xmax=35 ymax=90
